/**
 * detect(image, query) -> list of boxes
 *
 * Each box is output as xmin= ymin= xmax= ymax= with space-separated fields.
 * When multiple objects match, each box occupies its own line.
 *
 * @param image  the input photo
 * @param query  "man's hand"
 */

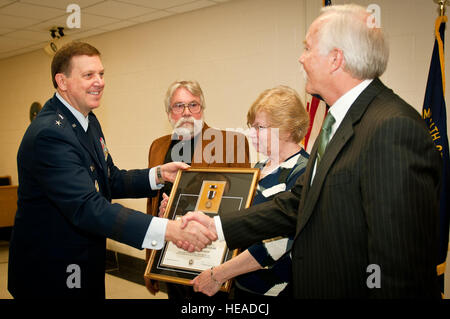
xmin=165 ymin=217 xmax=217 ymax=252
xmin=159 ymin=162 xmax=190 ymax=183
xmin=177 ymin=211 xmax=217 ymax=251
xmin=181 ymin=211 xmax=215 ymax=230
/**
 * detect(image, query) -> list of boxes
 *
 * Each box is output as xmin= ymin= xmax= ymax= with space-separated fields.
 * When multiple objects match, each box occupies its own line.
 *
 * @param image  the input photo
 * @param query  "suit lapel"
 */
xmin=302 ymin=139 xmax=319 ymax=195
xmin=296 ymin=119 xmax=354 ymax=231
xmin=50 ymin=95 xmax=103 ymax=169
xmin=295 ymin=78 xmax=385 ymax=234
xmin=75 ymin=126 xmax=103 ymax=169
xmin=87 ymin=114 xmax=107 ymax=167
xmin=87 ymin=114 xmax=111 ymax=195
xmin=159 ymin=136 xmax=172 ymax=164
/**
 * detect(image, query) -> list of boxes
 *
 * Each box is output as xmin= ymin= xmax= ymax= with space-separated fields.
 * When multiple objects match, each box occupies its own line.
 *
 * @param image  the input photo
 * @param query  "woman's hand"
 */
xmin=191 ymin=267 xmax=223 ymax=296
xmin=158 ymin=193 xmax=169 ymax=217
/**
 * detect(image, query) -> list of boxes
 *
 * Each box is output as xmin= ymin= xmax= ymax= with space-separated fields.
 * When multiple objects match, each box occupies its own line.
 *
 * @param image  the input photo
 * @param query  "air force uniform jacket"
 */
xmin=9 ymin=94 xmax=155 ymax=298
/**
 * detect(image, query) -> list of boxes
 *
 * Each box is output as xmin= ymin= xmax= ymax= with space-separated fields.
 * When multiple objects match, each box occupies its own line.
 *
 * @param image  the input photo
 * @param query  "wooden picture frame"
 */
xmin=144 ymin=167 xmax=260 ymax=292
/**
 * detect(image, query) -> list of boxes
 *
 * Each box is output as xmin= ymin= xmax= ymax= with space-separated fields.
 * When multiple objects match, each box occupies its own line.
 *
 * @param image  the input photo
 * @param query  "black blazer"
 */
xmin=221 ymin=79 xmax=442 ymax=298
xmin=8 ymin=94 xmax=155 ymax=298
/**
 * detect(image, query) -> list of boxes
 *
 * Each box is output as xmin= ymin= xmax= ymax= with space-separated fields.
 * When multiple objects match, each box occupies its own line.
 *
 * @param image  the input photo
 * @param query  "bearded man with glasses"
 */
xmin=144 ymin=80 xmax=250 ymax=299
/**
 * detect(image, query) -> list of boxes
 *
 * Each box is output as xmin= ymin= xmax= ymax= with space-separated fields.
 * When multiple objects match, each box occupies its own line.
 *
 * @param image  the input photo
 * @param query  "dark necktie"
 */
xmin=86 ymin=120 xmax=103 ymax=165
xmin=316 ymin=112 xmax=336 ymax=164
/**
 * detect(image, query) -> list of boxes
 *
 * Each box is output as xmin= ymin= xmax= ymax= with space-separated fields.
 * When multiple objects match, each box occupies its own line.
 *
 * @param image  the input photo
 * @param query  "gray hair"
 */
xmin=164 ymin=80 xmax=205 ymax=113
xmin=317 ymin=4 xmax=389 ymax=79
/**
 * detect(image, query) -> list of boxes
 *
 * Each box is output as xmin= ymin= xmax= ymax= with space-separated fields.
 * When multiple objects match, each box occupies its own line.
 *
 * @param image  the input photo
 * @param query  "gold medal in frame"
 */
xmin=194 ymin=180 xmax=227 ymax=213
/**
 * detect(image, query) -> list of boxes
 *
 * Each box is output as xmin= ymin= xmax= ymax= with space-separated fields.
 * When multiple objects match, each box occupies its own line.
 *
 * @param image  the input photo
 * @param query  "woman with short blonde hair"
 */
xmin=247 ymin=85 xmax=309 ymax=144
xmin=192 ymin=85 xmax=310 ymax=298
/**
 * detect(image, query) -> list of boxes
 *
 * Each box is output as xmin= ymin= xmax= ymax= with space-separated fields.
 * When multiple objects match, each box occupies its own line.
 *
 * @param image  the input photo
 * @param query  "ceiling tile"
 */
xmin=0 ymin=2 xmax=65 ymax=19
xmin=0 ymin=0 xmax=14 ymax=8
xmin=129 ymin=10 xmax=173 ymax=23
xmin=0 ymin=14 xmax=39 ymax=29
xmin=0 ymin=27 xmax=14 ymax=35
xmin=26 ymin=13 xmax=120 ymax=33
xmin=20 ymin=0 xmax=105 ymax=9
xmin=3 ymin=30 xmax=52 ymax=42
xmin=167 ymin=0 xmax=215 ymax=13
xmin=100 ymin=20 xmax=139 ymax=31
xmin=79 ymin=13 xmax=122 ymax=29
xmin=0 ymin=42 xmax=46 ymax=59
xmin=117 ymin=0 xmax=195 ymax=10
xmin=83 ymin=0 xmax=157 ymax=20
xmin=0 ymin=52 xmax=11 ymax=59
xmin=0 ymin=35 xmax=38 ymax=53
xmin=0 ymin=0 xmax=228 ymax=60
xmin=24 ymin=14 xmax=76 ymax=32
xmin=70 ymin=28 xmax=110 ymax=40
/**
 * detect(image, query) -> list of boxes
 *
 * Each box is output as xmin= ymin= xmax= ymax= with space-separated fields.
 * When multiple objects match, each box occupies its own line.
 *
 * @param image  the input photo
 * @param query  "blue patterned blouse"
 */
xmin=234 ymin=148 xmax=309 ymax=296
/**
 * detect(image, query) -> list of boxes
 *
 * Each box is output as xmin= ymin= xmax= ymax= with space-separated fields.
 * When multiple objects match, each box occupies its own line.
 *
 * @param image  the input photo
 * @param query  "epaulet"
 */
xmin=53 ymin=112 xmax=66 ymax=128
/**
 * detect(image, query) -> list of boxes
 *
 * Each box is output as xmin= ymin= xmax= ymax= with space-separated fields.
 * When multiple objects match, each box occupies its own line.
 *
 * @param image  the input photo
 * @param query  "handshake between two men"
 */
xmin=164 ymin=210 xmax=217 ymax=253
xmin=154 ymin=162 xmax=218 ymax=253
xmin=165 ymin=211 xmax=221 ymax=294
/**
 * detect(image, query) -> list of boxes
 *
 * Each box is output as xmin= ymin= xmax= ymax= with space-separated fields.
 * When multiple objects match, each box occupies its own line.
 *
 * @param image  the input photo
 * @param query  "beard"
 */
xmin=169 ymin=116 xmax=204 ymax=139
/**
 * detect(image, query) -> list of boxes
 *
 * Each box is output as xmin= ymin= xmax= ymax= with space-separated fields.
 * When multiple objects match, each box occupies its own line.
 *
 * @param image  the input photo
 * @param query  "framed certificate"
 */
xmin=144 ymin=167 xmax=260 ymax=292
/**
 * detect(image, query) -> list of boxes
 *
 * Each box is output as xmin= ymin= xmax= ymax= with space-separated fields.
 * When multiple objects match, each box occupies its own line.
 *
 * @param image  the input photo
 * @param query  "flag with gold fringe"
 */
xmin=304 ymin=0 xmax=332 ymax=152
xmin=422 ymin=13 xmax=450 ymax=297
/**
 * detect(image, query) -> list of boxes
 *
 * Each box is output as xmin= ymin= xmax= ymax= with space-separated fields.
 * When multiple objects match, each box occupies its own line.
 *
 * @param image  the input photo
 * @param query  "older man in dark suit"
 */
xmin=8 ymin=42 xmax=216 ymax=299
xmin=186 ymin=4 xmax=442 ymax=298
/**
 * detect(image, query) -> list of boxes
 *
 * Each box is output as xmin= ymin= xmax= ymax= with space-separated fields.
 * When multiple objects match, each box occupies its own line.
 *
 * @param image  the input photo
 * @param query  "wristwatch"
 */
xmin=156 ymin=165 xmax=164 ymax=184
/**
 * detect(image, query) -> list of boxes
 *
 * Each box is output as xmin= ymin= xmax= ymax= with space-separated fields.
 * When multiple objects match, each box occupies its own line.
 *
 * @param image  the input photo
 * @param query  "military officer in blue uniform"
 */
xmin=8 ymin=42 xmax=216 ymax=299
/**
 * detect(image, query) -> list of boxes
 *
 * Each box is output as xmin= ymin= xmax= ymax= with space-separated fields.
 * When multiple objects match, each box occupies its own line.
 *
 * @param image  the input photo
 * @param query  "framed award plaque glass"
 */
xmin=144 ymin=167 xmax=260 ymax=292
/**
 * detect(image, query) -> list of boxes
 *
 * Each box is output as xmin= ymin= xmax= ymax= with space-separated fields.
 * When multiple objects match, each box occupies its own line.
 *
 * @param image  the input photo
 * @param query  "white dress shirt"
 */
xmin=56 ymin=92 xmax=167 ymax=249
xmin=214 ymin=79 xmax=374 ymax=241
xmin=310 ymin=79 xmax=373 ymax=183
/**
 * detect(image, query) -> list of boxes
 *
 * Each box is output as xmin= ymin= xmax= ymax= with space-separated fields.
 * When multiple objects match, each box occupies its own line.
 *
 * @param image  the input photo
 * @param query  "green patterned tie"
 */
xmin=317 ymin=112 xmax=336 ymax=164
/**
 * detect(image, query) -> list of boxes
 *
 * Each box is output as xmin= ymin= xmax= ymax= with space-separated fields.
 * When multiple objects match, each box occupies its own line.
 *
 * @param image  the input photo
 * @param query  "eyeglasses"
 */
xmin=250 ymin=125 xmax=270 ymax=132
xmin=171 ymin=102 xmax=202 ymax=114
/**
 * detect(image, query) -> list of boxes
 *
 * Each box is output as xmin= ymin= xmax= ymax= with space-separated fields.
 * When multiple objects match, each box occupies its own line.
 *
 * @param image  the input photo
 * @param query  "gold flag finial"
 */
xmin=439 ymin=0 xmax=447 ymax=16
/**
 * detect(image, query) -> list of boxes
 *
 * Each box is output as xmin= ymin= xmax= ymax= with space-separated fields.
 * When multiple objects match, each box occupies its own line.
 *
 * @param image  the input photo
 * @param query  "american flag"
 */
xmin=303 ymin=0 xmax=332 ymax=152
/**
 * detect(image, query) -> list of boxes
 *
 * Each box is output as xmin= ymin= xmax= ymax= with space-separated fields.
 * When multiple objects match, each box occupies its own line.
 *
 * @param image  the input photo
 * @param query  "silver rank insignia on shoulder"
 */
xmin=55 ymin=114 xmax=64 ymax=127
xmin=94 ymin=180 xmax=99 ymax=192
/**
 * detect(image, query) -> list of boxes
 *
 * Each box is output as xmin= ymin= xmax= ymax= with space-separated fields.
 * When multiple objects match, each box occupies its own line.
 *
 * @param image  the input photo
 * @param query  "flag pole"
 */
xmin=430 ymin=0 xmax=450 ymax=298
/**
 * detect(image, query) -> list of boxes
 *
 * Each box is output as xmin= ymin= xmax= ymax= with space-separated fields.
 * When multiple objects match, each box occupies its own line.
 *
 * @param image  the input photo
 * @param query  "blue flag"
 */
xmin=422 ymin=15 xmax=450 ymax=296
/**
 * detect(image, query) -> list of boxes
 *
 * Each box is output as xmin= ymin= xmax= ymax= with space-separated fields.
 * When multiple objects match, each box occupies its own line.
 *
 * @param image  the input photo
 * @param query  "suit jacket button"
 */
xmin=94 ymin=180 xmax=99 ymax=192
xmin=90 ymin=165 xmax=95 ymax=172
